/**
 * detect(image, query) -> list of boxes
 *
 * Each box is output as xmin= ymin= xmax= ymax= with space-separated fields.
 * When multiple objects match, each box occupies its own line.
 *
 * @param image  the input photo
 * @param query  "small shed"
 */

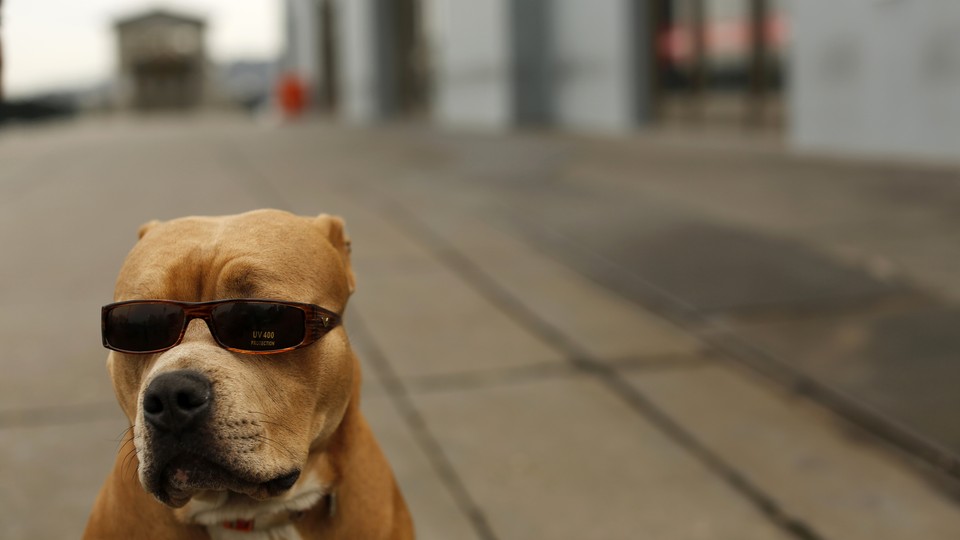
xmin=115 ymin=10 xmax=207 ymax=111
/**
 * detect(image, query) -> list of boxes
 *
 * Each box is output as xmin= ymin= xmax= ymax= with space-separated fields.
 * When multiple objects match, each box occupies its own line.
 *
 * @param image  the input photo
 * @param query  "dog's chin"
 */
xmin=145 ymin=454 xmax=301 ymax=508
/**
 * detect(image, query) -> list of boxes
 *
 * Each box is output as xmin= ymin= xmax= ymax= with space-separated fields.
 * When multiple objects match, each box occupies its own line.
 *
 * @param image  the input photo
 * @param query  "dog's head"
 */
xmin=107 ymin=210 xmax=357 ymax=508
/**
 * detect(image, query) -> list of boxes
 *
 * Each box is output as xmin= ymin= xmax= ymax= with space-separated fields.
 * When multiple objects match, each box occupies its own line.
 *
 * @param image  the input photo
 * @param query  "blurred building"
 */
xmin=115 ymin=10 xmax=209 ymax=112
xmin=284 ymin=1 xmax=960 ymax=161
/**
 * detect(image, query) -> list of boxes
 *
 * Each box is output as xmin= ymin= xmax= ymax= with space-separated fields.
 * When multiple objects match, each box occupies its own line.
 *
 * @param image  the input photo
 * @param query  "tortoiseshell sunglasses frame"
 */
xmin=101 ymin=298 xmax=341 ymax=355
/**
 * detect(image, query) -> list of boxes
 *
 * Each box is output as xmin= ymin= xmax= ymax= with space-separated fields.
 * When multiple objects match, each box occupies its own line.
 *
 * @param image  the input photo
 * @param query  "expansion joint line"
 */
xmin=381 ymin=201 xmax=826 ymax=540
xmin=350 ymin=313 xmax=500 ymax=540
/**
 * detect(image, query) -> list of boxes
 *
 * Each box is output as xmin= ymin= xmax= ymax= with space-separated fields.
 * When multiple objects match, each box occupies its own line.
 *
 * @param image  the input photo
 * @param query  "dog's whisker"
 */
xmin=256 ymin=435 xmax=297 ymax=460
xmin=114 ymin=426 xmax=135 ymax=451
xmin=253 ymin=419 xmax=299 ymax=436
xmin=121 ymin=445 xmax=136 ymax=471
xmin=120 ymin=446 xmax=139 ymax=481
xmin=116 ymin=437 xmax=133 ymax=455
xmin=117 ymin=433 xmax=136 ymax=481
xmin=116 ymin=428 xmax=136 ymax=473
xmin=254 ymin=435 xmax=299 ymax=461
xmin=244 ymin=410 xmax=300 ymax=436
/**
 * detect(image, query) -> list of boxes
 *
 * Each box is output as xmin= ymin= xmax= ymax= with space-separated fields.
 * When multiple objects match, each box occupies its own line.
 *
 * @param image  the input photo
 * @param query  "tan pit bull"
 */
xmin=84 ymin=210 xmax=413 ymax=539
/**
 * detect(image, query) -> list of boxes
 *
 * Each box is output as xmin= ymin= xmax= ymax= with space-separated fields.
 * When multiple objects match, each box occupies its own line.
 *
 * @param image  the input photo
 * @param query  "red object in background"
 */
xmin=277 ymin=73 xmax=307 ymax=118
xmin=657 ymin=14 xmax=788 ymax=63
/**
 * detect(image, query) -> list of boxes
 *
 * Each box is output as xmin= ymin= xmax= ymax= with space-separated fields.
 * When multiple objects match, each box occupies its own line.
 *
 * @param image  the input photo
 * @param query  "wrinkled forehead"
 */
xmin=115 ymin=215 xmax=348 ymax=307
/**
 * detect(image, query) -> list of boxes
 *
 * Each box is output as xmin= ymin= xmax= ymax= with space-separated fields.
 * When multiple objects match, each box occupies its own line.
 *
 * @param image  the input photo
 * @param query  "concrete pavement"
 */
xmin=1 ymin=116 xmax=960 ymax=539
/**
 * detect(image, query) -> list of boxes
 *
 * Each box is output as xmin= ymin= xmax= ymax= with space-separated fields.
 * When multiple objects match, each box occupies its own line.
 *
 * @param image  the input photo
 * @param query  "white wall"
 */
xmin=791 ymin=1 xmax=960 ymax=160
xmin=336 ymin=0 xmax=380 ymax=124
xmin=430 ymin=0 xmax=513 ymax=129
xmin=550 ymin=0 xmax=637 ymax=133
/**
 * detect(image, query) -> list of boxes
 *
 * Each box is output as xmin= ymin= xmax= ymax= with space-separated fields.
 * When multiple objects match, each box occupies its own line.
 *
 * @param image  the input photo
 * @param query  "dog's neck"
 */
xmin=187 ymin=488 xmax=336 ymax=540
xmin=176 ymin=442 xmax=340 ymax=539
xmin=180 ymin=439 xmax=341 ymax=538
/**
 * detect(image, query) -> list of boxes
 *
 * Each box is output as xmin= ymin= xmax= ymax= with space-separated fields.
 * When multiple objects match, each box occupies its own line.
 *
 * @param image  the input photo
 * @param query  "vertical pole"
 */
xmin=690 ymin=0 xmax=706 ymax=121
xmin=372 ymin=0 xmax=397 ymax=118
xmin=652 ymin=0 xmax=662 ymax=116
xmin=638 ymin=0 xmax=660 ymax=126
xmin=511 ymin=0 xmax=553 ymax=126
xmin=748 ymin=0 xmax=767 ymax=127
xmin=319 ymin=0 xmax=339 ymax=112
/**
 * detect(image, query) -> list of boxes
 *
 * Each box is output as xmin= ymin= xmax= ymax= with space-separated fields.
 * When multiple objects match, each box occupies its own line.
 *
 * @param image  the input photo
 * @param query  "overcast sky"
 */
xmin=4 ymin=0 xmax=282 ymax=97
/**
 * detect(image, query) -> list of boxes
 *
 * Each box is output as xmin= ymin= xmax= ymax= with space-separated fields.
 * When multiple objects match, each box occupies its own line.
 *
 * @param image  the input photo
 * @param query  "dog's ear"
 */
xmin=138 ymin=219 xmax=161 ymax=240
xmin=315 ymin=214 xmax=356 ymax=294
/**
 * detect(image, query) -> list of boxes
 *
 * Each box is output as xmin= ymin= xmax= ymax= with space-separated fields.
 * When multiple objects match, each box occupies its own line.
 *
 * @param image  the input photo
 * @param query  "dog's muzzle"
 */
xmin=138 ymin=370 xmax=301 ymax=507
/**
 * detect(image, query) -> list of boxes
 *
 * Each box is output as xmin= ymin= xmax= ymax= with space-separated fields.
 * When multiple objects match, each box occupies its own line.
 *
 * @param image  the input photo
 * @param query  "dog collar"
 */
xmin=221 ymin=492 xmax=337 ymax=533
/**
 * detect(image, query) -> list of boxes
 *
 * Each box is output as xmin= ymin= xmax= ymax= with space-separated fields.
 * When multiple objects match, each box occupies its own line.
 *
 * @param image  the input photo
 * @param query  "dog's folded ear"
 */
xmin=138 ymin=219 xmax=162 ymax=240
xmin=315 ymin=214 xmax=356 ymax=294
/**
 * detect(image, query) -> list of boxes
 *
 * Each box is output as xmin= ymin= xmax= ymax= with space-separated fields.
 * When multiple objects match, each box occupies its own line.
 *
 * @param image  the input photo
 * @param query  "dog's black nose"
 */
xmin=143 ymin=371 xmax=212 ymax=433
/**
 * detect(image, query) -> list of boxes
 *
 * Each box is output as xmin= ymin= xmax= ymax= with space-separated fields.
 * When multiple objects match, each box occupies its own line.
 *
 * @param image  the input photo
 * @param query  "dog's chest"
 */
xmin=206 ymin=524 xmax=303 ymax=540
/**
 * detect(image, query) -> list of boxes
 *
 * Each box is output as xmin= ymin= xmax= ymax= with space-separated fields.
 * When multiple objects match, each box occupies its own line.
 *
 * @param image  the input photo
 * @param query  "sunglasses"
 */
xmin=101 ymin=299 xmax=341 ymax=355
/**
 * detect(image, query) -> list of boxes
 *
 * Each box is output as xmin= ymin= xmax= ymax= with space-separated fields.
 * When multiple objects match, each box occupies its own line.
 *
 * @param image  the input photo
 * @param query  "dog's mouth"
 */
xmin=148 ymin=453 xmax=301 ymax=508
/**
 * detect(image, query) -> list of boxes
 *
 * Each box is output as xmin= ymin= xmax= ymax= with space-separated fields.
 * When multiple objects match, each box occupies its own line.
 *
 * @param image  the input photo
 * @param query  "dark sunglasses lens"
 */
xmin=211 ymin=302 xmax=306 ymax=352
xmin=104 ymin=304 xmax=185 ymax=352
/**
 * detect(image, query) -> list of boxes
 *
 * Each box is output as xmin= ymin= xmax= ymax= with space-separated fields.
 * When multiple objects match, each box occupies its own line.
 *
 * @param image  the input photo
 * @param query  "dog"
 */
xmin=84 ymin=210 xmax=413 ymax=539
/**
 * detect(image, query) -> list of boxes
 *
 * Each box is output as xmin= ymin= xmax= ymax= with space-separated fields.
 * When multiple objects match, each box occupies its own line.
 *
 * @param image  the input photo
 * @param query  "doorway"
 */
xmin=652 ymin=0 xmax=787 ymax=129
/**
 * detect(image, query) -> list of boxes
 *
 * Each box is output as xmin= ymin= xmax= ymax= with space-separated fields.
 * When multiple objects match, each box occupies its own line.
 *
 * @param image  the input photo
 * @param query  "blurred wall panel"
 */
xmin=336 ymin=0 xmax=381 ymax=123
xmin=431 ymin=0 xmax=513 ymax=129
xmin=791 ymin=1 xmax=960 ymax=160
xmin=549 ymin=0 xmax=647 ymax=132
